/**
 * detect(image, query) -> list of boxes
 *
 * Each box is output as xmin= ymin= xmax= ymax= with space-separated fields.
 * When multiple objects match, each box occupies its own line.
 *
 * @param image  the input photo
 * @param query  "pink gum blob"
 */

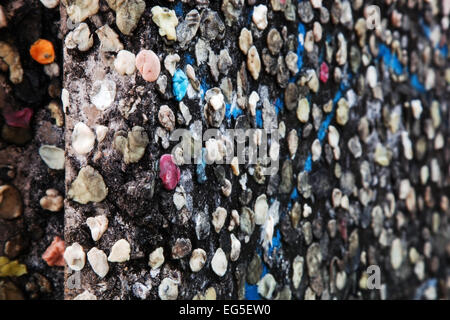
xmin=135 ymin=49 xmax=161 ymax=82
xmin=3 ymin=108 xmax=33 ymax=128
xmin=159 ymin=154 xmax=180 ymax=191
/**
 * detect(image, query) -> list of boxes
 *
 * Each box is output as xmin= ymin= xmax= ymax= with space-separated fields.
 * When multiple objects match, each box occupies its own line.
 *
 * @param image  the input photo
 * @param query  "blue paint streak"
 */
xmin=255 ymin=109 xmax=263 ymax=128
xmin=304 ymin=154 xmax=312 ymax=172
xmin=326 ymin=33 xmax=332 ymax=43
xmin=247 ymin=8 xmax=253 ymax=26
xmin=319 ymin=77 xmax=350 ymax=139
xmin=420 ymin=18 xmax=431 ymax=38
xmin=303 ymin=43 xmax=428 ymax=174
xmin=378 ymin=44 xmax=404 ymax=75
xmin=410 ymin=74 xmax=426 ymax=93
xmin=287 ymin=188 xmax=299 ymax=212
xmin=174 ymin=2 xmax=183 ymax=17
xmin=318 ymin=112 xmax=334 ymax=142
xmin=438 ymin=43 xmax=448 ymax=57
xmin=296 ymin=23 xmax=306 ymax=73
xmin=184 ymin=53 xmax=194 ymax=67
xmin=172 ymin=69 xmax=188 ymax=101
xmin=290 ymin=188 xmax=298 ymax=201
xmin=200 ymin=78 xmax=209 ymax=100
xmin=245 ymin=253 xmax=269 ymax=300
xmin=245 ymin=283 xmax=260 ymax=300
xmin=303 ymin=71 xmax=353 ymax=172
xmin=333 ymin=87 xmax=343 ymax=104
xmin=225 ymin=103 xmax=244 ymax=119
xmin=244 ymin=230 xmax=282 ymax=300
xmin=414 ymin=278 xmax=437 ymax=300
xmin=243 ymin=30 xmax=431 ymax=301
xmin=196 ymin=148 xmax=207 ymax=184
xmin=420 ymin=18 xmax=448 ymax=57
xmin=274 ymin=96 xmax=284 ymax=115
xmin=318 ymin=47 xmax=324 ymax=64
xmin=287 ymin=202 xmax=292 ymax=211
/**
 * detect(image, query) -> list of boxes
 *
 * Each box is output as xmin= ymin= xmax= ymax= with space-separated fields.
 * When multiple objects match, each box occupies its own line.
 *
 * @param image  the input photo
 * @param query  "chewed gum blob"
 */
xmin=30 ymin=39 xmax=55 ymax=64
xmin=159 ymin=154 xmax=180 ymax=190
xmin=3 ymin=108 xmax=33 ymax=128
xmin=135 ymin=49 xmax=161 ymax=82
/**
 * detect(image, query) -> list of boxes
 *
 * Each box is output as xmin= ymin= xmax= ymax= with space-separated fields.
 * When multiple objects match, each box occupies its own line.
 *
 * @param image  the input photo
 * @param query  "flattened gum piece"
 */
xmin=42 ymin=236 xmax=66 ymax=267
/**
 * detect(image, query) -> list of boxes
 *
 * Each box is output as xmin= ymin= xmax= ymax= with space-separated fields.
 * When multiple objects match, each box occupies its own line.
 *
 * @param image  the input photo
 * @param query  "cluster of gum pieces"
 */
xmin=51 ymin=0 xmax=450 ymax=301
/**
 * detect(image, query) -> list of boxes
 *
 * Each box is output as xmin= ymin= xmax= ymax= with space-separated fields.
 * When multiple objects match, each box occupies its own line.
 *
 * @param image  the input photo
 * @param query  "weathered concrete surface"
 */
xmin=0 ymin=0 xmax=64 ymax=300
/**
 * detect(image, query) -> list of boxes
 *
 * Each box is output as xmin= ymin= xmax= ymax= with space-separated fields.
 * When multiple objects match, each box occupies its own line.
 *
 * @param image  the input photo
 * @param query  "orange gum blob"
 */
xmin=30 ymin=39 xmax=55 ymax=64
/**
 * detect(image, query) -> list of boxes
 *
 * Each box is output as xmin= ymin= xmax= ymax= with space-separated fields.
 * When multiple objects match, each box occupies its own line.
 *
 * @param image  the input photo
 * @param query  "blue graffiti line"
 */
xmin=174 ymin=2 xmax=183 ymax=17
xmin=274 ymin=95 xmax=284 ymax=115
xmin=303 ymin=72 xmax=353 ymax=172
xmin=410 ymin=74 xmax=426 ymax=93
xmin=245 ymin=230 xmax=282 ymax=300
xmin=196 ymin=148 xmax=207 ymax=184
xmin=288 ymin=23 xmax=306 ymax=85
xmin=419 ymin=18 xmax=431 ymax=38
xmin=247 ymin=8 xmax=254 ymax=26
xmin=378 ymin=44 xmax=404 ymax=75
xmin=438 ymin=43 xmax=448 ymax=57
xmin=242 ymin=16 xmax=434 ymax=301
xmin=255 ymin=109 xmax=263 ymax=128
xmin=377 ymin=44 xmax=428 ymax=94
xmin=290 ymin=187 xmax=299 ymax=201
xmin=184 ymin=53 xmax=194 ymax=67
xmin=304 ymin=154 xmax=313 ymax=172
xmin=199 ymin=78 xmax=209 ymax=100
xmin=287 ymin=183 xmax=300 ymax=212
xmin=296 ymin=23 xmax=306 ymax=72
xmin=225 ymin=103 xmax=244 ymax=119
xmin=244 ymin=213 xmax=286 ymax=301
xmin=414 ymin=278 xmax=437 ymax=300
xmin=245 ymin=251 xmax=269 ymax=300
xmin=420 ymin=18 xmax=448 ymax=58
xmin=245 ymin=20 xmax=313 ymax=302
xmin=244 ymin=283 xmax=260 ymax=300
xmin=302 ymin=41 xmax=429 ymax=173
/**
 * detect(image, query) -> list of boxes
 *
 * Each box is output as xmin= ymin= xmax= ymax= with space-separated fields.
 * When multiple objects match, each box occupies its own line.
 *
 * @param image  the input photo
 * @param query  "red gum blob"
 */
xmin=320 ymin=62 xmax=329 ymax=83
xmin=3 ymin=108 xmax=33 ymax=128
xmin=135 ymin=50 xmax=160 ymax=82
xmin=159 ymin=154 xmax=180 ymax=191
xmin=42 ymin=236 xmax=66 ymax=267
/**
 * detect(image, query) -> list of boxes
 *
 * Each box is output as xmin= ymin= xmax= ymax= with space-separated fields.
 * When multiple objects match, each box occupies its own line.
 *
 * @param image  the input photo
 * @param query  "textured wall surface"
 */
xmin=61 ymin=0 xmax=450 ymax=300
xmin=1 ymin=0 xmax=450 ymax=300
xmin=0 ymin=0 xmax=64 ymax=300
